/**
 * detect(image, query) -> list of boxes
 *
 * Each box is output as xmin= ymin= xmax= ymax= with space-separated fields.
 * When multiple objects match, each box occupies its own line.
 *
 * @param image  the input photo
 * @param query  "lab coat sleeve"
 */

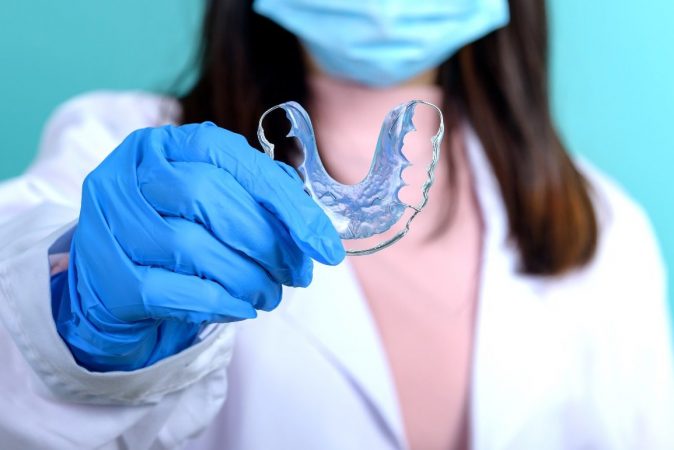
xmin=617 ymin=205 xmax=674 ymax=448
xmin=584 ymin=163 xmax=674 ymax=448
xmin=0 ymin=93 xmax=235 ymax=449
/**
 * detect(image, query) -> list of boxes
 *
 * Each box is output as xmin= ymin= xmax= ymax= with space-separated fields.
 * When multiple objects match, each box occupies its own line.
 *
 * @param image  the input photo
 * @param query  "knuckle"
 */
xmin=258 ymin=284 xmax=283 ymax=312
xmin=185 ymin=165 xmax=216 ymax=198
xmin=81 ymin=170 xmax=98 ymax=192
xmin=231 ymin=132 xmax=250 ymax=149
xmin=166 ymin=221 xmax=199 ymax=257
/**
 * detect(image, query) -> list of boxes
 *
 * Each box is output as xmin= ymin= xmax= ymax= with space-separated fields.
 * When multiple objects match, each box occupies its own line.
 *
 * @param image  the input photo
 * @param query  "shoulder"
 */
xmin=566 ymin=159 xmax=674 ymax=436
xmin=576 ymin=157 xmax=664 ymax=280
xmin=41 ymin=90 xmax=181 ymax=147
xmin=16 ymin=91 xmax=183 ymax=210
xmin=35 ymin=90 xmax=181 ymax=174
xmin=562 ymin=156 xmax=667 ymax=320
xmin=535 ymin=157 xmax=668 ymax=341
xmin=577 ymin=158 xmax=653 ymax=239
xmin=52 ymin=90 xmax=179 ymax=119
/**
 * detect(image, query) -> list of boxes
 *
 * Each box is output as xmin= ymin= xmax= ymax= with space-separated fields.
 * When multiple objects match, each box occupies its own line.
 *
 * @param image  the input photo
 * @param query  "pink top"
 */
xmin=308 ymin=75 xmax=484 ymax=450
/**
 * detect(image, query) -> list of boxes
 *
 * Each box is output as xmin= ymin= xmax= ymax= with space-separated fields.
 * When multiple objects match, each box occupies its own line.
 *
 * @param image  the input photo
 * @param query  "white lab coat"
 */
xmin=0 ymin=92 xmax=672 ymax=450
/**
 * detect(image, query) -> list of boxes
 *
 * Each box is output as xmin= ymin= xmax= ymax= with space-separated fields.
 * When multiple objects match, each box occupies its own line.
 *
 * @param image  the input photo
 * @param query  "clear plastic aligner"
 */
xmin=257 ymin=100 xmax=444 ymax=256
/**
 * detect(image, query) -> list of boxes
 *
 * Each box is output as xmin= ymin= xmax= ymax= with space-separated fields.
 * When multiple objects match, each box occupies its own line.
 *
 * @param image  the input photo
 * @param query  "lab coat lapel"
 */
xmin=280 ymin=126 xmax=555 ymax=450
xmin=465 ymin=126 xmax=565 ymax=450
xmin=281 ymin=261 xmax=407 ymax=449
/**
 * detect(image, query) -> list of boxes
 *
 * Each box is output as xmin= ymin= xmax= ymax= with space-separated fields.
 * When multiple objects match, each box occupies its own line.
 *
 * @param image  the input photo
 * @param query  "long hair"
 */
xmin=180 ymin=0 xmax=598 ymax=276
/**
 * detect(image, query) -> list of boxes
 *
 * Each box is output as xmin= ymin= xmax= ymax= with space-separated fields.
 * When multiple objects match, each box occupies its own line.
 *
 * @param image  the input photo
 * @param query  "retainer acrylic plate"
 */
xmin=257 ymin=100 xmax=444 ymax=256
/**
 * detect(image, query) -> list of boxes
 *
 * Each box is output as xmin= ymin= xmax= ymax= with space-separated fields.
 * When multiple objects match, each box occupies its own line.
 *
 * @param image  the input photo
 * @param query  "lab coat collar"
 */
xmin=281 ymin=261 xmax=408 ymax=449
xmin=281 ymin=125 xmax=549 ymax=450
xmin=464 ymin=126 xmax=565 ymax=450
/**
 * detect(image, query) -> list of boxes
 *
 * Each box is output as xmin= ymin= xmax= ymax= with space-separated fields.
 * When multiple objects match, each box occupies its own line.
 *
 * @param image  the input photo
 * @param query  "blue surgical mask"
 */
xmin=253 ymin=0 xmax=510 ymax=87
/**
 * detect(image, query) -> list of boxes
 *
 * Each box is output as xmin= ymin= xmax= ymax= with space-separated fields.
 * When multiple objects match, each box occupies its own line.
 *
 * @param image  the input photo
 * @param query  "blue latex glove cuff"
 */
xmin=50 ymin=123 xmax=345 ymax=372
xmin=51 ymin=246 xmax=201 ymax=372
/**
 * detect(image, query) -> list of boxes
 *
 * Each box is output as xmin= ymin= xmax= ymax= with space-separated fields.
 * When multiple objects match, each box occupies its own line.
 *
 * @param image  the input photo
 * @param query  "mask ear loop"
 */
xmin=257 ymin=101 xmax=444 ymax=256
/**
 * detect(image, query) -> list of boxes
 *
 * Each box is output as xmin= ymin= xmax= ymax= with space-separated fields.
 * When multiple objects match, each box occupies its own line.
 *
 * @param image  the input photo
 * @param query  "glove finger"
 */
xmin=138 ymin=159 xmax=314 ymax=287
xmin=158 ymin=123 xmax=346 ymax=266
xmin=139 ymin=266 xmax=258 ymax=323
xmin=72 ymin=207 xmax=257 ymax=324
xmin=128 ymin=216 xmax=283 ymax=312
xmin=60 ymin=254 xmax=201 ymax=370
xmin=116 ymin=265 xmax=258 ymax=324
xmin=95 ymin=145 xmax=288 ymax=296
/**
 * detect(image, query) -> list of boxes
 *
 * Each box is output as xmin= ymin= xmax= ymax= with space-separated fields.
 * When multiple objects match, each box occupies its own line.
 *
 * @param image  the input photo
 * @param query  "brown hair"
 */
xmin=180 ymin=0 xmax=598 ymax=276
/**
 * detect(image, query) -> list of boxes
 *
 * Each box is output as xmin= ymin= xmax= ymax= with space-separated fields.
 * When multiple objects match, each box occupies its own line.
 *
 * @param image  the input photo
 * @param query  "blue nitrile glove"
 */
xmin=52 ymin=122 xmax=345 ymax=372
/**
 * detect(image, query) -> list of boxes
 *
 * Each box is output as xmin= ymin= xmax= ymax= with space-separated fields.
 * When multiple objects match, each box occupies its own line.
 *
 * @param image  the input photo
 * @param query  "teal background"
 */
xmin=0 ymin=1 xmax=672 ymax=311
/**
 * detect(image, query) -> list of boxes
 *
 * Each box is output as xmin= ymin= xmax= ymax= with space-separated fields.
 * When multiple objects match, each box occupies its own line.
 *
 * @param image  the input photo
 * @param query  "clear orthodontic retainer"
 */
xmin=257 ymin=100 xmax=444 ymax=256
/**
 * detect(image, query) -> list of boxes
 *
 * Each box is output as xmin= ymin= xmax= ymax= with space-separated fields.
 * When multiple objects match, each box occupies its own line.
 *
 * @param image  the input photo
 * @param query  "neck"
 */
xmin=303 ymin=50 xmax=439 ymax=89
xmin=305 ymin=73 xmax=475 ymax=246
xmin=398 ymin=68 xmax=439 ymax=87
xmin=307 ymin=74 xmax=445 ymax=183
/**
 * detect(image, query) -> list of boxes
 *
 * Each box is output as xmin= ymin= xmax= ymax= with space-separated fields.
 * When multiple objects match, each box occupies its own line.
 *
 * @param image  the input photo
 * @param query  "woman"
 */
xmin=0 ymin=0 xmax=672 ymax=449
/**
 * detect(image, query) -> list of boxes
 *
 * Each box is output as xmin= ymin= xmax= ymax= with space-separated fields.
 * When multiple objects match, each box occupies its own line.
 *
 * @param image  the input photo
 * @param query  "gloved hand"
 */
xmin=52 ymin=122 xmax=345 ymax=371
